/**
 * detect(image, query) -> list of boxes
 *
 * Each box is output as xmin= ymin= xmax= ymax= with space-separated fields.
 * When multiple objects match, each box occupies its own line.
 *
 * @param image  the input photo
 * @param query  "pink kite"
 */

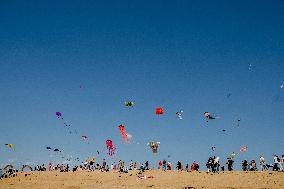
xmin=56 ymin=112 xmax=62 ymax=118
xmin=106 ymin=139 xmax=116 ymax=156
xmin=240 ymin=146 xmax=247 ymax=152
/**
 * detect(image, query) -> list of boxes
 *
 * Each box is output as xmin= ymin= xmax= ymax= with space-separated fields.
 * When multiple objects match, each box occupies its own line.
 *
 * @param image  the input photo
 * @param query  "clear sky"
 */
xmin=0 ymin=0 xmax=284 ymax=170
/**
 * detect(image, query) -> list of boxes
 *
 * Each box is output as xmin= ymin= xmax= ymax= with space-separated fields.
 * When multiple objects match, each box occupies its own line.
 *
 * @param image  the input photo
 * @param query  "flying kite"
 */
xmin=118 ymin=125 xmax=128 ymax=143
xmin=147 ymin=141 xmax=160 ymax=153
xmin=46 ymin=147 xmax=52 ymax=150
xmin=5 ymin=144 xmax=15 ymax=150
xmin=231 ymin=152 xmax=236 ymax=159
xmin=240 ymin=146 xmax=247 ymax=153
xmin=204 ymin=112 xmax=217 ymax=122
xmin=54 ymin=149 xmax=61 ymax=152
xmin=55 ymin=111 xmax=73 ymax=135
xmin=81 ymin=136 xmax=88 ymax=140
xmin=237 ymin=119 xmax=241 ymax=126
xmin=106 ymin=139 xmax=116 ymax=156
xmin=212 ymin=146 xmax=216 ymax=151
xmin=125 ymin=101 xmax=134 ymax=107
xmin=176 ymin=110 xmax=183 ymax=119
xmin=156 ymin=108 xmax=164 ymax=115
xmin=56 ymin=112 xmax=62 ymax=118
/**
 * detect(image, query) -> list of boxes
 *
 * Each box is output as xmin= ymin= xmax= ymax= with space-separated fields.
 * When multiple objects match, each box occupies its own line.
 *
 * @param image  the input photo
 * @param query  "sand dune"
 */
xmin=0 ymin=171 xmax=283 ymax=189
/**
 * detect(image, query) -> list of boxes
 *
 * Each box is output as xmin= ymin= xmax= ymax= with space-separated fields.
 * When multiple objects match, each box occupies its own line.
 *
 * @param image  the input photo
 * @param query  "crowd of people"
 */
xmin=1 ymin=154 xmax=283 ymax=179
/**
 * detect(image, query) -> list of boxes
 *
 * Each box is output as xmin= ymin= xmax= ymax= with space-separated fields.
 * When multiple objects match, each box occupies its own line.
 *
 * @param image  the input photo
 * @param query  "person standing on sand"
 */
xmin=102 ymin=159 xmax=106 ymax=172
xmin=129 ymin=160 xmax=133 ymax=170
xmin=162 ymin=160 xmax=166 ymax=171
xmin=226 ymin=158 xmax=234 ymax=171
xmin=259 ymin=155 xmax=267 ymax=171
xmin=144 ymin=161 xmax=149 ymax=170
xmin=176 ymin=161 xmax=182 ymax=171
xmin=167 ymin=161 xmax=172 ymax=170
xmin=185 ymin=164 xmax=189 ymax=172
xmin=158 ymin=160 xmax=162 ymax=170
xmin=279 ymin=155 xmax=284 ymax=171
xmin=242 ymin=160 xmax=248 ymax=171
xmin=273 ymin=155 xmax=280 ymax=171
xmin=134 ymin=161 xmax=137 ymax=170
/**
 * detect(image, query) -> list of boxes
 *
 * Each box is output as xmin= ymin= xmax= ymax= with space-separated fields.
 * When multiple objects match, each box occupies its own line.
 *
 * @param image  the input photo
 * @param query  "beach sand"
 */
xmin=0 ymin=170 xmax=283 ymax=189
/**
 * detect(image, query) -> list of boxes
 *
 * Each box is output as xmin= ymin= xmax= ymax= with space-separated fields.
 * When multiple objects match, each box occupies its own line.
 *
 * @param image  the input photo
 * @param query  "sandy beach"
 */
xmin=0 ymin=171 xmax=283 ymax=189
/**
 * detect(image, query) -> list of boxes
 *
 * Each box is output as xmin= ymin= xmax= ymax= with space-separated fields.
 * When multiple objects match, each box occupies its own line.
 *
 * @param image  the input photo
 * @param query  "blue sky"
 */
xmin=0 ymin=0 xmax=284 ymax=170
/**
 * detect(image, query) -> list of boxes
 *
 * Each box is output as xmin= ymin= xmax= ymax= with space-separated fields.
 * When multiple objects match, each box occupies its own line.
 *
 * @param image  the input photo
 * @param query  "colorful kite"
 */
xmin=231 ymin=152 xmax=236 ymax=159
xmin=240 ymin=146 xmax=247 ymax=153
xmin=204 ymin=112 xmax=216 ymax=122
xmin=176 ymin=110 xmax=183 ymax=119
xmin=55 ymin=111 xmax=74 ymax=136
xmin=147 ymin=141 xmax=160 ymax=153
xmin=5 ymin=144 xmax=15 ymax=150
xmin=118 ymin=125 xmax=128 ymax=143
xmin=56 ymin=112 xmax=62 ymax=118
xmin=125 ymin=101 xmax=134 ymax=107
xmin=156 ymin=108 xmax=164 ymax=115
xmin=106 ymin=139 xmax=116 ymax=156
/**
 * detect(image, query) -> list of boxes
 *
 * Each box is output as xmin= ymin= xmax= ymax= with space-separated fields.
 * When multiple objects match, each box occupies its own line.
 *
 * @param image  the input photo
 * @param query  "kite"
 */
xmin=204 ymin=112 xmax=217 ymax=122
xmin=125 ymin=101 xmax=134 ymax=107
xmin=54 ymin=149 xmax=61 ymax=152
xmin=231 ymin=152 xmax=236 ymax=159
xmin=248 ymin=64 xmax=252 ymax=71
xmin=147 ymin=141 xmax=160 ymax=153
xmin=156 ymin=108 xmax=164 ymax=115
xmin=281 ymin=84 xmax=284 ymax=89
xmin=55 ymin=111 xmax=71 ymax=127
xmin=118 ymin=125 xmax=128 ymax=143
xmin=212 ymin=146 xmax=216 ymax=151
xmin=237 ymin=119 xmax=241 ymax=126
xmin=222 ymin=129 xmax=226 ymax=132
xmin=240 ymin=146 xmax=247 ymax=153
xmin=55 ymin=111 xmax=74 ymax=136
xmin=46 ymin=147 xmax=52 ymax=150
xmin=106 ymin=139 xmax=116 ymax=156
xmin=176 ymin=110 xmax=183 ymax=119
xmin=81 ymin=135 xmax=90 ymax=144
xmin=5 ymin=144 xmax=15 ymax=150
xmin=56 ymin=112 xmax=62 ymax=118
